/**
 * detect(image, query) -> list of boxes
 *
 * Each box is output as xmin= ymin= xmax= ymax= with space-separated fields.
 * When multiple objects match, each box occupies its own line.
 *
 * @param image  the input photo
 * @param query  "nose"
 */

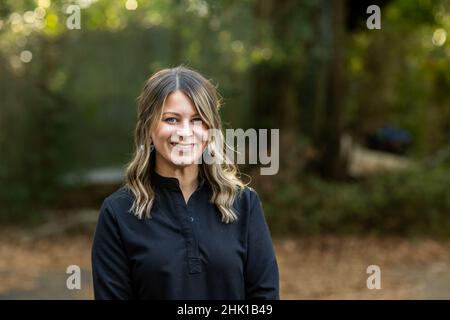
xmin=174 ymin=120 xmax=194 ymax=142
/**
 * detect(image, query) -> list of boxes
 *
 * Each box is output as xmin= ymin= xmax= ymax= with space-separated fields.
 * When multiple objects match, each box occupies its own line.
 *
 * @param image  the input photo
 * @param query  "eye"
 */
xmin=164 ymin=117 xmax=177 ymax=124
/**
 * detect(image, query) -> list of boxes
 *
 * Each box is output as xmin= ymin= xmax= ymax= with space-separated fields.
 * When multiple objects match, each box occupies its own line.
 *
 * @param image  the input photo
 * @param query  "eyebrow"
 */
xmin=162 ymin=112 xmax=200 ymax=117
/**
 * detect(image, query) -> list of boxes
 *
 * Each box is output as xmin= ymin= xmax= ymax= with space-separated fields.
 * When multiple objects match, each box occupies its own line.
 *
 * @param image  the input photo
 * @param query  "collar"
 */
xmin=150 ymin=165 xmax=206 ymax=192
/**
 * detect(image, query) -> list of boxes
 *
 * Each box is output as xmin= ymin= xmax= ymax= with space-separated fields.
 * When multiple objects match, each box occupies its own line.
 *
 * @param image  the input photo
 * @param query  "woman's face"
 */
xmin=151 ymin=90 xmax=209 ymax=168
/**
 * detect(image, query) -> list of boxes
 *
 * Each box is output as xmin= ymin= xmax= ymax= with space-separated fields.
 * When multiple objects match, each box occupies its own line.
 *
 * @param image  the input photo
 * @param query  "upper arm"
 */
xmin=244 ymin=189 xmax=280 ymax=300
xmin=91 ymin=199 xmax=134 ymax=299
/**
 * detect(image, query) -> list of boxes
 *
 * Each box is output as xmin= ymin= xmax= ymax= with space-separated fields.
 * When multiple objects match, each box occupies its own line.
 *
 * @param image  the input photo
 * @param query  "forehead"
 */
xmin=163 ymin=91 xmax=197 ymax=115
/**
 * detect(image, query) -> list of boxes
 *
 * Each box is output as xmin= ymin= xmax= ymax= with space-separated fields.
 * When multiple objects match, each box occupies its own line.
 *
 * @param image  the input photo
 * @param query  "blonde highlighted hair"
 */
xmin=124 ymin=66 xmax=246 ymax=223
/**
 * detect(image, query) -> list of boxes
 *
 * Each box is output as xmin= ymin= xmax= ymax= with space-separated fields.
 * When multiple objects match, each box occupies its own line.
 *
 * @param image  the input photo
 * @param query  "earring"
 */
xmin=140 ymin=144 xmax=155 ymax=152
xmin=208 ymin=144 xmax=215 ymax=157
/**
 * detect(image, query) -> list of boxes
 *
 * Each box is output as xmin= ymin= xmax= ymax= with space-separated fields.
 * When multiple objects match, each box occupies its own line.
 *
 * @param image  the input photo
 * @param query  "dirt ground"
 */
xmin=0 ymin=227 xmax=449 ymax=299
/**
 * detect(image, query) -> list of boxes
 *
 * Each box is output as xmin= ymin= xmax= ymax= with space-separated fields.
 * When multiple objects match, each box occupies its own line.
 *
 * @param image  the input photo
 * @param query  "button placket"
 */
xmin=176 ymin=193 xmax=201 ymax=274
xmin=151 ymin=168 xmax=205 ymax=275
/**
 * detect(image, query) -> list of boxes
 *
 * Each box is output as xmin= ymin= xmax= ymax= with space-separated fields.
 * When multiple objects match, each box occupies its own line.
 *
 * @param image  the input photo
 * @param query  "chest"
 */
xmin=124 ymin=203 xmax=247 ymax=276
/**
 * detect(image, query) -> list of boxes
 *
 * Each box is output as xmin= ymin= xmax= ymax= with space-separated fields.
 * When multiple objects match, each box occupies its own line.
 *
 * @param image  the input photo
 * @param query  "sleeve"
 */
xmin=91 ymin=199 xmax=135 ymax=299
xmin=244 ymin=189 xmax=280 ymax=300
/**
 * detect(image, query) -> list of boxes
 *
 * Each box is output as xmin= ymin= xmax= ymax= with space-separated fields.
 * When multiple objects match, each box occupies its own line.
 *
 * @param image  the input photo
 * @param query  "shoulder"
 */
xmin=100 ymin=186 xmax=135 ymax=219
xmin=105 ymin=186 xmax=134 ymax=202
xmin=239 ymin=185 xmax=260 ymax=201
xmin=234 ymin=185 xmax=263 ymax=215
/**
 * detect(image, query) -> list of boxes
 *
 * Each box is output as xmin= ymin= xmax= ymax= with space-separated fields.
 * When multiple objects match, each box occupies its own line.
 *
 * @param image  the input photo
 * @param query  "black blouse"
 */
xmin=91 ymin=168 xmax=279 ymax=300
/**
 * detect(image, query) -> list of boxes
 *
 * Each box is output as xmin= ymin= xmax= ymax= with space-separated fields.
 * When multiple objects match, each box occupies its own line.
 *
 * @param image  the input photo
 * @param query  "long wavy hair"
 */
xmin=124 ymin=66 xmax=246 ymax=223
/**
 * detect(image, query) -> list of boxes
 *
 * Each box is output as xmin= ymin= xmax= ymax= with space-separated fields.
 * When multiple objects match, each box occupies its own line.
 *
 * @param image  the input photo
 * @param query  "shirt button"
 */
xmin=189 ymin=216 xmax=194 ymax=222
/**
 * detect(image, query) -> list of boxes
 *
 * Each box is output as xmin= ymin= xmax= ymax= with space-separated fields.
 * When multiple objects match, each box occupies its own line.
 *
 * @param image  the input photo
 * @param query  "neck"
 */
xmin=154 ymin=153 xmax=199 ymax=193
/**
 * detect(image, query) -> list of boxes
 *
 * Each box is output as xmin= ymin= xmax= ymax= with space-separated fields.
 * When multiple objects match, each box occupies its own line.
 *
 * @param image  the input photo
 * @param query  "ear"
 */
xmin=148 ymin=132 xmax=154 ymax=145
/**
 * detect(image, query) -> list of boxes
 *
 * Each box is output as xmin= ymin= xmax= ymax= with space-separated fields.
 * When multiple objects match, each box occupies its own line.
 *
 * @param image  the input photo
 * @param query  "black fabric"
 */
xmin=91 ymin=166 xmax=279 ymax=300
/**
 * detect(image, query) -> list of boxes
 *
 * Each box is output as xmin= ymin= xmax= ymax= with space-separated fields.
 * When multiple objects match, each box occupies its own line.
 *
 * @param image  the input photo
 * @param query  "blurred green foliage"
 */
xmin=0 ymin=0 xmax=449 ymax=234
xmin=266 ymin=164 xmax=450 ymax=236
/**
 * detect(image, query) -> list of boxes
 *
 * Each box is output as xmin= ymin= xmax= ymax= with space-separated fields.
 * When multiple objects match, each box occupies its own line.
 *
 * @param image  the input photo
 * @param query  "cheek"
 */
xmin=195 ymin=127 xmax=209 ymax=149
xmin=153 ymin=125 xmax=174 ymax=143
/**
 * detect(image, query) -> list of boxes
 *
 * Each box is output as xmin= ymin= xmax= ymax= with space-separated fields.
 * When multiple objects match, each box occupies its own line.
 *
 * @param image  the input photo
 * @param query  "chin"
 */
xmin=170 ymin=152 xmax=203 ymax=166
xmin=170 ymin=158 xmax=196 ymax=167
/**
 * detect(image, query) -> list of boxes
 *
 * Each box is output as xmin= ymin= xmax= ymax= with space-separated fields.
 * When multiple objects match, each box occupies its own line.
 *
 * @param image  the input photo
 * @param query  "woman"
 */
xmin=91 ymin=66 xmax=279 ymax=300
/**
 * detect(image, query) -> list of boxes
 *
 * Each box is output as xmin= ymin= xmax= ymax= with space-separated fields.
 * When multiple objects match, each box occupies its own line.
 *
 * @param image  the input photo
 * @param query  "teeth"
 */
xmin=171 ymin=143 xmax=195 ymax=146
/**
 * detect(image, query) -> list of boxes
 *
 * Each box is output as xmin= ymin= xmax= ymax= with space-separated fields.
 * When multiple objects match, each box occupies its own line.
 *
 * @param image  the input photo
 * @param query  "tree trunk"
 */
xmin=316 ymin=0 xmax=347 ymax=180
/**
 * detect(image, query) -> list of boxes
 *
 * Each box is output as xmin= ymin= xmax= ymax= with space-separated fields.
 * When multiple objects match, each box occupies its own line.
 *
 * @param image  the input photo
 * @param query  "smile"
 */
xmin=170 ymin=142 xmax=196 ymax=149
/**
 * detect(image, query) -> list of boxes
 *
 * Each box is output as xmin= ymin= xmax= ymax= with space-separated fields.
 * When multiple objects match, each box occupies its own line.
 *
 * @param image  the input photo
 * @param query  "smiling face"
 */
xmin=151 ymin=90 xmax=209 ymax=169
